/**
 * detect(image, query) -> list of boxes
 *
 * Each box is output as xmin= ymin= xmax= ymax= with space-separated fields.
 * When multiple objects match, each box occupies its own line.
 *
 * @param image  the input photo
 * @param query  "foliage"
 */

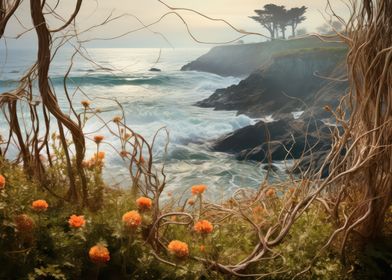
xmin=0 ymin=155 xmax=352 ymax=279
xmin=250 ymin=4 xmax=307 ymax=39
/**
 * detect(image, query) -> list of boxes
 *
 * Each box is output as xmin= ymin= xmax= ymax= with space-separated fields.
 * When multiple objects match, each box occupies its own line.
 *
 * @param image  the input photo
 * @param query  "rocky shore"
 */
xmin=182 ymin=39 xmax=348 ymax=176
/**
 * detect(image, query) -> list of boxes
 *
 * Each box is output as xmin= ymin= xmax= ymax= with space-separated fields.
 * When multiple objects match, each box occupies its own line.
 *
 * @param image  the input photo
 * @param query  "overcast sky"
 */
xmin=2 ymin=0 xmax=349 ymax=49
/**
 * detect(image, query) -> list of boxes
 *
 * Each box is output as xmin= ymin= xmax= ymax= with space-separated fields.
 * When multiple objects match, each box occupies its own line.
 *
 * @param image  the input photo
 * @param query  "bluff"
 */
xmin=181 ymin=37 xmax=345 ymax=77
xmin=184 ymin=43 xmax=349 ymax=176
xmin=197 ymin=48 xmax=348 ymax=120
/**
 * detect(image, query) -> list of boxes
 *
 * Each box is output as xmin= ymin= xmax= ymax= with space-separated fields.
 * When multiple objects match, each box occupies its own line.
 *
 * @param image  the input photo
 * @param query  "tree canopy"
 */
xmin=250 ymin=4 xmax=307 ymax=39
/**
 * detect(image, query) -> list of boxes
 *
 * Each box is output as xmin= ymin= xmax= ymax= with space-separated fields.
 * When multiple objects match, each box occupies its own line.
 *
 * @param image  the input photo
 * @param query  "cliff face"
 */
xmin=194 ymin=46 xmax=349 ymax=176
xmin=197 ymin=48 xmax=348 ymax=119
xmin=181 ymin=38 xmax=345 ymax=77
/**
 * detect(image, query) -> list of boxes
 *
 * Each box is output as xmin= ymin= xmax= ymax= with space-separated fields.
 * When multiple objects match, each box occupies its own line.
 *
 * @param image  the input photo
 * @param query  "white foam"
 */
xmin=292 ymin=111 xmax=304 ymax=119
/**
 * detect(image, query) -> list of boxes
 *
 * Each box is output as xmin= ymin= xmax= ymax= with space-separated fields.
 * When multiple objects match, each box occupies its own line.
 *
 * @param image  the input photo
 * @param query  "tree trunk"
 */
xmin=281 ymin=27 xmax=286 ymax=39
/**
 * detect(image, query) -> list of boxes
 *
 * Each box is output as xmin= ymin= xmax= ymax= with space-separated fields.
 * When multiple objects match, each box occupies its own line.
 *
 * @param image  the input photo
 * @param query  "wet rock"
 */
xmin=212 ymin=117 xmax=333 ymax=174
xmin=197 ymin=49 xmax=348 ymax=120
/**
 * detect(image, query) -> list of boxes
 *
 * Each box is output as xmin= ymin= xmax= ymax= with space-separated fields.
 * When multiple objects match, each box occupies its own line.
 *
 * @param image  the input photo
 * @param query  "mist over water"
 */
xmin=0 ymin=48 xmax=283 ymax=198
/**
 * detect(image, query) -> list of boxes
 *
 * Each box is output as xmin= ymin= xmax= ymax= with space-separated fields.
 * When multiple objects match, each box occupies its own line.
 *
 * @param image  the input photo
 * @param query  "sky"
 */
xmin=2 ymin=0 xmax=350 ymax=49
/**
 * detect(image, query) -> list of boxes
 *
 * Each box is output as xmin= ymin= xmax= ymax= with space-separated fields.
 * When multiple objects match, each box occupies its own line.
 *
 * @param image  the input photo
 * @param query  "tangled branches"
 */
xmin=320 ymin=0 xmax=392 ymax=250
xmin=1 ymin=0 xmax=391 ymax=278
xmin=0 ymin=0 xmax=87 ymax=204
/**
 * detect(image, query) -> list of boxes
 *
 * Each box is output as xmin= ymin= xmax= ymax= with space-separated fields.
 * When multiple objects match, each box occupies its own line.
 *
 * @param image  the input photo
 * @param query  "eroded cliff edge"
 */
xmin=182 ymin=40 xmax=349 ymax=176
xmin=181 ymin=37 xmax=344 ymax=77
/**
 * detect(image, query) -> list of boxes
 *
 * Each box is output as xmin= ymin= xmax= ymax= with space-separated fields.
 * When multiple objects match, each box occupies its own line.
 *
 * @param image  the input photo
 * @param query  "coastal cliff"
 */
xmin=183 ymin=41 xmax=348 ymax=175
xmin=181 ymin=37 xmax=344 ymax=77
xmin=197 ymin=48 xmax=347 ymax=119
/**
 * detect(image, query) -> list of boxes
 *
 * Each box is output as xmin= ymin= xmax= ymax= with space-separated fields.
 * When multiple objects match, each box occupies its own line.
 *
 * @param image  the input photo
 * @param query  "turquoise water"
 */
xmin=0 ymin=48 xmax=281 ymax=198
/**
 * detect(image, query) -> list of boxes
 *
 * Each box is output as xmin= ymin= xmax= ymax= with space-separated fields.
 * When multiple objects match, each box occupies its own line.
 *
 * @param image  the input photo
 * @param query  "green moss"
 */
xmin=273 ymin=47 xmax=348 ymax=59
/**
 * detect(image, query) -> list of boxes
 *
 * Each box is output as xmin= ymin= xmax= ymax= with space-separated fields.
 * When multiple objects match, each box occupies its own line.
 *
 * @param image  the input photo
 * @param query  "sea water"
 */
xmin=0 ymin=48 xmax=281 ymax=199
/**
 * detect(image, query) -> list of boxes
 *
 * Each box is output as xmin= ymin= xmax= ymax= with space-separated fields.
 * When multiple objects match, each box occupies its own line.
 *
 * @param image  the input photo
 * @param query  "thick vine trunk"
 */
xmin=30 ymin=0 xmax=88 ymax=205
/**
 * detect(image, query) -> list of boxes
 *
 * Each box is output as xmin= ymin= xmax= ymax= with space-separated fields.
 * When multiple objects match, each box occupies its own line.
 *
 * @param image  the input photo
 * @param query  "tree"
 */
xmin=331 ymin=20 xmax=343 ymax=31
xmin=316 ymin=23 xmax=330 ymax=34
xmin=287 ymin=6 xmax=307 ymax=37
xmin=249 ymin=5 xmax=278 ymax=39
xmin=250 ymin=4 xmax=307 ymax=40
xmin=274 ymin=6 xmax=291 ymax=39
xmin=296 ymin=28 xmax=307 ymax=36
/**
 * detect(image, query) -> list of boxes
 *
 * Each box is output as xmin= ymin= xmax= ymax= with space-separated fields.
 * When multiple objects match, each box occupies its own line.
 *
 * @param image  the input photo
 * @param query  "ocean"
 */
xmin=0 ymin=48 xmax=282 ymax=199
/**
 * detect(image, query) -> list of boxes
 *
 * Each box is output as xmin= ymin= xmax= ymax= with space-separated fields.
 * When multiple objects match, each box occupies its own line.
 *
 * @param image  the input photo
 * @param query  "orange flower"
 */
xmin=188 ymin=199 xmax=195 ymax=206
xmin=81 ymin=100 xmax=91 ymax=108
xmin=93 ymin=135 xmax=104 ymax=144
xmin=265 ymin=188 xmax=276 ymax=197
xmin=122 ymin=210 xmax=142 ymax=228
xmin=94 ymin=151 xmax=105 ymax=160
xmin=136 ymin=197 xmax=152 ymax=210
xmin=0 ymin=175 xmax=5 ymax=190
xmin=194 ymin=220 xmax=213 ymax=234
xmin=137 ymin=156 xmax=146 ymax=164
xmin=68 ymin=215 xmax=86 ymax=228
xmin=191 ymin=184 xmax=207 ymax=195
xmin=168 ymin=240 xmax=189 ymax=258
xmin=89 ymin=244 xmax=110 ymax=263
xmin=32 ymin=200 xmax=48 ymax=212
xmin=15 ymin=214 xmax=34 ymax=232
xmin=252 ymin=205 xmax=264 ymax=215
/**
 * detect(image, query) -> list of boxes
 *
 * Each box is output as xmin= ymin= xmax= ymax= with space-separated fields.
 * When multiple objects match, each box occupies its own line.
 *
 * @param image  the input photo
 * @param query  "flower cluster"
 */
xmin=194 ymin=220 xmax=214 ymax=234
xmin=136 ymin=197 xmax=152 ymax=210
xmin=0 ymin=174 xmax=5 ymax=190
xmin=68 ymin=215 xmax=86 ymax=228
xmin=191 ymin=184 xmax=207 ymax=195
xmin=15 ymin=214 xmax=34 ymax=232
xmin=83 ymin=152 xmax=105 ymax=169
xmin=93 ymin=135 xmax=104 ymax=144
xmin=168 ymin=240 xmax=189 ymax=258
xmin=89 ymin=244 xmax=110 ymax=263
xmin=266 ymin=188 xmax=276 ymax=197
xmin=32 ymin=200 xmax=49 ymax=212
xmin=122 ymin=210 xmax=142 ymax=229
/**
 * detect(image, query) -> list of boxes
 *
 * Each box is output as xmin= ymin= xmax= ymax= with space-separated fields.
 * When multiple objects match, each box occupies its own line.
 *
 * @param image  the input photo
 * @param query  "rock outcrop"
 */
xmin=181 ymin=37 xmax=345 ymax=77
xmin=183 ymin=39 xmax=349 ymax=176
xmin=197 ymin=48 xmax=348 ymax=120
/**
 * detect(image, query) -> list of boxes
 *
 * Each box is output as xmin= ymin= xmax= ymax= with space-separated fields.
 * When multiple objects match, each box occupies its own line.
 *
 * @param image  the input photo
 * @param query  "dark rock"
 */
xmin=291 ymin=151 xmax=330 ymax=178
xmin=197 ymin=48 xmax=348 ymax=120
xmin=262 ymin=164 xmax=279 ymax=173
xmin=149 ymin=67 xmax=161 ymax=72
xmin=192 ymin=43 xmax=349 ymax=175
xmin=212 ymin=117 xmax=334 ymax=174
